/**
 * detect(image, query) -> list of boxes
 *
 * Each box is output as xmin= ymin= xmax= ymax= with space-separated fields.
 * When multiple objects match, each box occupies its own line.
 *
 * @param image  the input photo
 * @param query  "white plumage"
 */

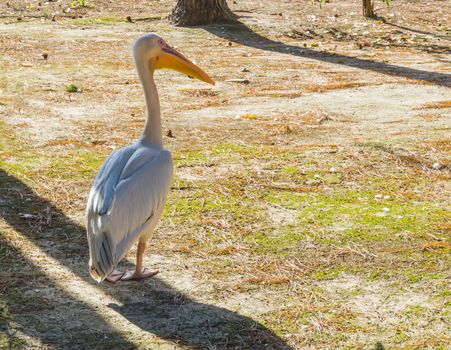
xmin=86 ymin=34 xmax=214 ymax=283
xmin=86 ymin=146 xmax=172 ymax=281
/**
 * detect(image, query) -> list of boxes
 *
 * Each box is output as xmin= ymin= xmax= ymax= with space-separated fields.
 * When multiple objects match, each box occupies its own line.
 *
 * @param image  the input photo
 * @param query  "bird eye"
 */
xmin=158 ymin=39 xmax=164 ymax=46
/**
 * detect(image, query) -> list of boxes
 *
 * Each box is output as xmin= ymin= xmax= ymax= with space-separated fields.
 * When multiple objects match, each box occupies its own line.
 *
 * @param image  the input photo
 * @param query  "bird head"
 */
xmin=133 ymin=34 xmax=215 ymax=85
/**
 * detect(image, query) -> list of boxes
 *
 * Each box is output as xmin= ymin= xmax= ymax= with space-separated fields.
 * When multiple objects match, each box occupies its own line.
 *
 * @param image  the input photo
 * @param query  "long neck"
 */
xmin=135 ymin=58 xmax=163 ymax=148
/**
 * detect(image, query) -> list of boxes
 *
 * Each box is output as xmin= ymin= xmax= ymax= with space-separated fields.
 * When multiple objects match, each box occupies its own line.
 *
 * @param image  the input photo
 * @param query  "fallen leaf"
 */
xmin=240 ymin=114 xmax=257 ymax=119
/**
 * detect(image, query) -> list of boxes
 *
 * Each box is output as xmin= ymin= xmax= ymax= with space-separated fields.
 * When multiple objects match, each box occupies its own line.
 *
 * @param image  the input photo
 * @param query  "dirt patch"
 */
xmin=267 ymin=205 xmax=298 ymax=226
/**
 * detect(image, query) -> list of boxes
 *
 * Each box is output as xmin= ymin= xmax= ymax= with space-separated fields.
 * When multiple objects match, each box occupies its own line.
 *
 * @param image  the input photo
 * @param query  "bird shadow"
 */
xmin=203 ymin=22 xmax=450 ymax=87
xmin=108 ymin=278 xmax=290 ymax=350
xmin=0 ymin=168 xmax=292 ymax=349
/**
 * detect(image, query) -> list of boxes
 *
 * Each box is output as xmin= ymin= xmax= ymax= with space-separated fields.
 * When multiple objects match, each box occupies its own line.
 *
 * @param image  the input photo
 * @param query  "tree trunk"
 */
xmin=170 ymin=0 xmax=237 ymax=26
xmin=362 ymin=0 xmax=375 ymax=18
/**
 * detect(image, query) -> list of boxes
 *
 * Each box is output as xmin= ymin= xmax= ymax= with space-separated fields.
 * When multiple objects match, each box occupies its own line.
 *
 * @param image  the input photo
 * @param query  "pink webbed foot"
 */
xmin=106 ymin=269 xmax=124 ymax=283
xmin=120 ymin=268 xmax=159 ymax=281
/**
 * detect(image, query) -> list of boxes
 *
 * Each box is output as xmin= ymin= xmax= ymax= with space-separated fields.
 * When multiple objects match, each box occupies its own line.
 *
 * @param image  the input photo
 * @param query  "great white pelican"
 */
xmin=86 ymin=34 xmax=214 ymax=282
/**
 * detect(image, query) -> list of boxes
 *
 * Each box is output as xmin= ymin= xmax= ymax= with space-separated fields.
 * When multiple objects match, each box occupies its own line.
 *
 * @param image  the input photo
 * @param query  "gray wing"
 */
xmin=86 ymin=146 xmax=173 ymax=281
xmin=89 ymin=146 xmax=136 ymax=215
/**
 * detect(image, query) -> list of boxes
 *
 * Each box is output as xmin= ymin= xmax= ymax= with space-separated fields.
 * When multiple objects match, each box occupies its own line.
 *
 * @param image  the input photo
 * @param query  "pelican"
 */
xmin=86 ymin=34 xmax=215 ymax=282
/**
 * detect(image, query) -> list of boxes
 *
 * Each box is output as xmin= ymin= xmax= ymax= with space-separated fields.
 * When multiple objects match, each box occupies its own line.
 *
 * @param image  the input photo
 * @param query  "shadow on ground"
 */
xmin=204 ymin=22 xmax=450 ymax=87
xmin=0 ymin=168 xmax=291 ymax=349
xmin=382 ymin=19 xmax=450 ymax=40
xmin=109 ymin=284 xmax=289 ymax=350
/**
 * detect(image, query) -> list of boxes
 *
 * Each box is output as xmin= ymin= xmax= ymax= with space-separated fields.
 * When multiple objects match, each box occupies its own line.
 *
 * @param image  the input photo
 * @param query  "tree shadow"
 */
xmin=0 ymin=169 xmax=137 ymax=349
xmin=381 ymin=19 xmax=450 ymax=40
xmin=369 ymin=41 xmax=450 ymax=55
xmin=0 ymin=238 xmax=135 ymax=349
xmin=0 ymin=168 xmax=291 ymax=349
xmin=203 ymin=22 xmax=451 ymax=87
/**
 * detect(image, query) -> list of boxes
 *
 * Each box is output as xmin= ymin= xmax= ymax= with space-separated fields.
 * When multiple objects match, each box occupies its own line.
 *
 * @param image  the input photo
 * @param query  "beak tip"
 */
xmin=205 ymin=76 xmax=215 ymax=85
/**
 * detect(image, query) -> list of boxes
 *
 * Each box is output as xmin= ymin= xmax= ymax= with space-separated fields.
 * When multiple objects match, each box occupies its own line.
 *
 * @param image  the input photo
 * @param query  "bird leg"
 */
xmin=120 ymin=242 xmax=159 ymax=281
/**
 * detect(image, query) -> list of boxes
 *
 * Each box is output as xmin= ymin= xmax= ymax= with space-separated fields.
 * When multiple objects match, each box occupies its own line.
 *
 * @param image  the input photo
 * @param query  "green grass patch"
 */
xmin=44 ymin=150 xmax=105 ymax=180
xmin=166 ymin=187 xmax=263 ymax=228
xmin=245 ymin=230 xmax=306 ymax=255
xmin=68 ymin=17 xmax=127 ymax=25
xmin=70 ymin=0 xmax=94 ymax=8
xmin=264 ymin=189 xmax=448 ymax=244
xmin=281 ymin=166 xmax=301 ymax=175
xmin=65 ymin=84 xmax=79 ymax=93
xmin=0 ymin=120 xmax=19 ymax=149
xmin=173 ymin=150 xmax=208 ymax=167
xmin=311 ymin=266 xmax=357 ymax=280
xmin=0 ymin=120 xmax=44 ymax=180
xmin=403 ymin=305 xmax=428 ymax=316
xmin=1 ymin=117 xmax=106 ymax=180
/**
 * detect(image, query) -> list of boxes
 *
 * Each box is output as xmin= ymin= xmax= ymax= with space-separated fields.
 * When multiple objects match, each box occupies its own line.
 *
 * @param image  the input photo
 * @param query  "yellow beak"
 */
xmin=152 ymin=45 xmax=215 ymax=85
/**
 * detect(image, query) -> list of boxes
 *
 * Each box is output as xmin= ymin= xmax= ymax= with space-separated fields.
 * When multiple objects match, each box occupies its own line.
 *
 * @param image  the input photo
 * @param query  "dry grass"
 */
xmin=304 ymin=81 xmax=369 ymax=93
xmin=1 ymin=1 xmax=451 ymax=349
xmin=418 ymin=100 xmax=451 ymax=109
xmin=240 ymin=82 xmax=370 ymax=98
xmin=423 ymin=139 xmax=451 ymax=152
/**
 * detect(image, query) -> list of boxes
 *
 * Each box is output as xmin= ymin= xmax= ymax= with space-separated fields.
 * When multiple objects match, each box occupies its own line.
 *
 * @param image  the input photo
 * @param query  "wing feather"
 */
xmin=108 ymin=149 xmax=173 ymax=256
xmin=86 ymin=144 xmax=173 ymax=281
xmin=89 ymin=146 xmax=136 ymax=215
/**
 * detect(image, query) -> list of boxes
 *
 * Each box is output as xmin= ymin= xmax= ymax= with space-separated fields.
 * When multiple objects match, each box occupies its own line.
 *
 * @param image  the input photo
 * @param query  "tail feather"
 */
xmin=86 ymin=203 xmax=155 ymax=283
xmin=98 ymin=241 xmax=108 ymax=275
xmin=99 ymin=239 xmax=112 ymax=274
xmin=87 ymin=213 xmax=116 ymax=282
xmin=89 ymin=232 xmax=115 ymax=282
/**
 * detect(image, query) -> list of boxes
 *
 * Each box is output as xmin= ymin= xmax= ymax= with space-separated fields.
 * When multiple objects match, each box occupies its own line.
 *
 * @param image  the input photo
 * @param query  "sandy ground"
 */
xmin=0 ymin=0 xmax=450 ymax=349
